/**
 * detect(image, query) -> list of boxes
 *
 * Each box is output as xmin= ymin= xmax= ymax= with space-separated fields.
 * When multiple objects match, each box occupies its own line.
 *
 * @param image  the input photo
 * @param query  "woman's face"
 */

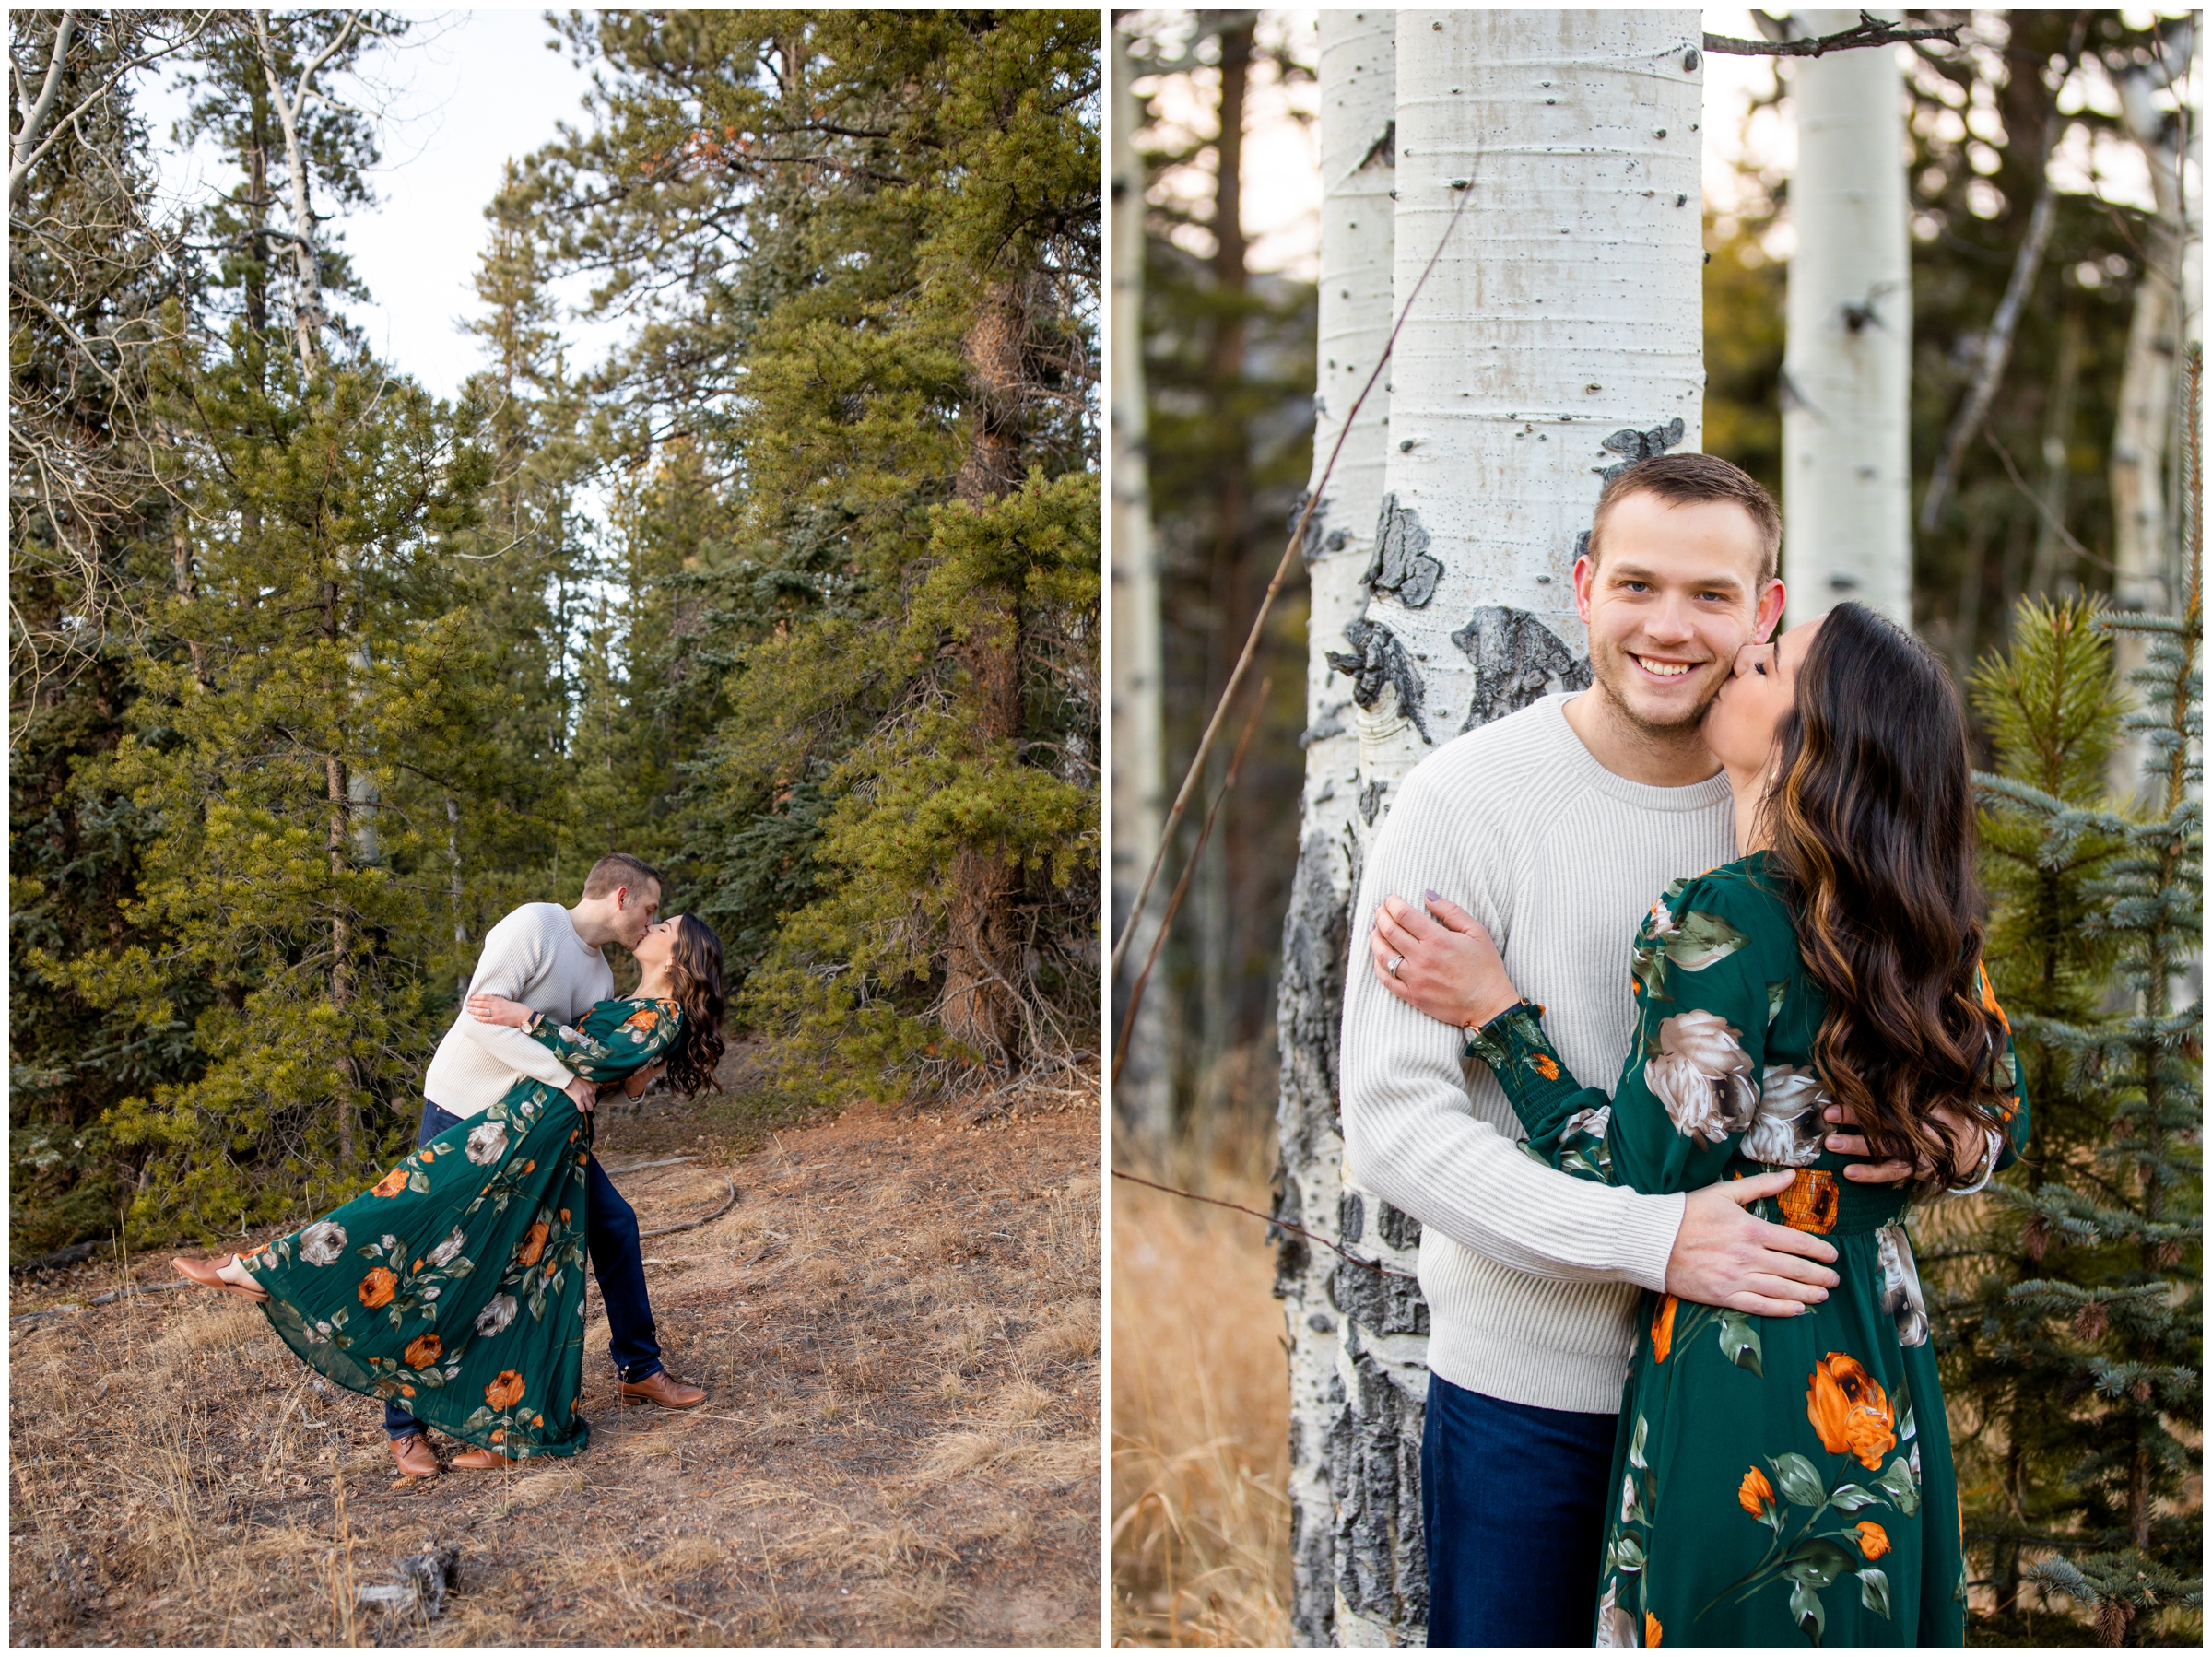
xmin=631 ymin=914 xmax=681 ymax=973
xmin=1704 ymin=617 xmax=1821 ymax=775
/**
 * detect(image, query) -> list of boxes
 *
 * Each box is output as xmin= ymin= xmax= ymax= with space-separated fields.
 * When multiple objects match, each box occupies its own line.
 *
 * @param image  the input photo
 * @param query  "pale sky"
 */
xmin=142 ymin=10 xmax=618 ymax=400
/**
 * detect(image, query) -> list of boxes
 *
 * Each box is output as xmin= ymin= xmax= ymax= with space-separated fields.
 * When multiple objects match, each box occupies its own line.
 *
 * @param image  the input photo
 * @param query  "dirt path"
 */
xmin=8 ymin=1092 xmax=1100 ymax=1646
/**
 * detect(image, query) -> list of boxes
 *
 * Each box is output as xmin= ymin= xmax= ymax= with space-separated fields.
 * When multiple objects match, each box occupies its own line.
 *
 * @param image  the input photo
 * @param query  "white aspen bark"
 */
xmin=1316 ymin=14 xmax=1704 ymax=1643
xmin=2108 ymin=43 xmax=2201 ymax=801
xmin=1780 ymin=12 xmax=1912 ymax=627
xmin=1277 ymin=11 xmax=1394 ymax=1644
xmin=1109 ymin=18 xmax=1172 ymax=1138
xmin=253 ymin=10 xmax=359 ymax=374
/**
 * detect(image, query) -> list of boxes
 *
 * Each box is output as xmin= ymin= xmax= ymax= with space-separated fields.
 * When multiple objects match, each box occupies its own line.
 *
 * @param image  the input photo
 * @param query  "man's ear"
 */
xmin=1571 ymin=553 xmax=1596 ymax=623
xmin=1752 ymin=578 xmax=1786 ymax=643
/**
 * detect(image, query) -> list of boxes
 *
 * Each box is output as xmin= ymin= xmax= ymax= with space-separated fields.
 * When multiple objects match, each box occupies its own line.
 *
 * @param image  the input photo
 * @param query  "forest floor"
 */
xmin=1110 ymin=1114 xmax=1290 ymax=1646
xmin=7 ymin=1055 xmax=1100 ymax=1647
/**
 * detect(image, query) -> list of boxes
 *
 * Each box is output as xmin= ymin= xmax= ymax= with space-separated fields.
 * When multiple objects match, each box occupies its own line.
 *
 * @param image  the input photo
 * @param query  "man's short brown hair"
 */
xmin=582 ymin=853 xmax=664 ymax=900
xmin=1586 ymin=453 xmax=1781 ymax=586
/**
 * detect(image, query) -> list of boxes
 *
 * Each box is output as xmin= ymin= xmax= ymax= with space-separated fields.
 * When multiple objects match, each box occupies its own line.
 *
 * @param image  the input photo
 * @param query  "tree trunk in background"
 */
xmin=1277 ymin=9 xmax=1394 ymax=1644
xmin=1196 ymin=19 xmax=1255 ymax=1120
xmin=2107 ymin=40 xmax=2200 ymax=800
xmin=1781 ymin=10 xmax=1912 ymax=627
xmin=942 ymin=276 xmax=1030 ymax=1064
xmin=1110 ymin=16 xmax=1172 ymax=1138
xmin=1287 ymin=12 xmax=1705 ymax=1641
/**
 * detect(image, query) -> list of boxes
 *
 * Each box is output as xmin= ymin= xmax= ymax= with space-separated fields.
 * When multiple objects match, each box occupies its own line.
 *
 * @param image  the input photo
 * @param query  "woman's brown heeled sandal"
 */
xmin=448 ymin=1447 xmax=524 ymax=1470
xmin=170 ymin=1254 xmax=270 ymax=1301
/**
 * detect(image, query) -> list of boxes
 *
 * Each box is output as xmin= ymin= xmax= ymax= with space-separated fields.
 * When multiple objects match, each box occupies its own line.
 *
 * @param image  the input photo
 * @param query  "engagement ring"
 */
xmin=1387 ymin=954 xmax=1404 ymax=977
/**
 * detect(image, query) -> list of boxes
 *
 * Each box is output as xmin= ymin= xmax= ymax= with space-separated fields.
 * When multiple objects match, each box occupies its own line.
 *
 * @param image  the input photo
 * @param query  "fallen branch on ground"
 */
xmin=638 ymin=1177 xmax=739 ymax=1240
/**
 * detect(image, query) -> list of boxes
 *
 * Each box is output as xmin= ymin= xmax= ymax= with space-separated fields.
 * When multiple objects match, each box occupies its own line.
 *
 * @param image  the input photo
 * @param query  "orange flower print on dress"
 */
xmin=1529 ymin=1052 xmax=1560 ymax=1081
xmin=371 ymin=1165 xmax=408 ymax=1199
xmin=404 ymin=1334 xmax=442 ymax=1369
xmin=1854 ymin=1520 xmax=1890 ymax=1560
xmin=516 ymin=1221 xmax=550 ymax=1267
xmin=1645 ymin=1613 xmax=1662 ymax=1647
xmin=1652 ymin=1294 xmax=1678 ymax=1363
xmin=1977 ymin=961 xmax=2010 ymax=1032
xmin=1738 ymin=1465 xmax=1775 ymax=1519
xmin=485 ymin=1370 xmax=526 ymax=1411
xmin=359 ymin=1267 xmax=397 ymax=1309
xmin=623 ymin=1006 xmax=661 ymax=1033
xmin=1777 ymin=1169 xmax=1841 ymax=1234
xmin=1806 ymin=1352 xmax=1898 ymax=1471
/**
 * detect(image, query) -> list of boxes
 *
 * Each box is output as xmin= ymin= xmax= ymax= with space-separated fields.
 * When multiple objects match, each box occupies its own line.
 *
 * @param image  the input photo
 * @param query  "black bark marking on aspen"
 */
xmin=1355 ymin=117 xmax=1396 ymax=174
xmin=1327 ymin=617 xmax=1435 ymax=745
xmin=1277 ymin=830 xmax=1353 ymax=1136
xmin=1450 ymin=607 xmax=1594 ymax=731
xmin=1595 ymin=416 xmax=1688 ymax=479
xmin=1327 ymin=1349 xmax=1430 ymax=1628
xmin=1332 ymin=1254 xmax=1430 ymax=1337
xmin=1290 ymin=488 xmax=1335 ymax=566
xmin=1377 ymin=1200 xmax=1422 ymax=1251
xmin=1339 ymin=1190 xmax=1365 ymax=1246
xmin=1271 ymin=1168 xmax=1311 ymax=1294
xmin=1365 ymin=495 xmax=1443 ymax=607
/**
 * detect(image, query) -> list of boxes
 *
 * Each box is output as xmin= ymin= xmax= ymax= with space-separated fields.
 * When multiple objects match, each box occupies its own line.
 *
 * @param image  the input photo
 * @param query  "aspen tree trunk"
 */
xmin=1286 ymin=14 xmax=1705 ymax=1641
xmin=1780 ymin=11 xmax=1912 ymax=626
xmin=1109 ymin=17 xmax=1173 ymax=1137
xmin=2108 ymin=43 xmax=2200 ymax=799
xmin=1277 ymin=10 xmax=1394 ymax=1644
xmin=1195 ymin=21 xmax=1256 ymax=1110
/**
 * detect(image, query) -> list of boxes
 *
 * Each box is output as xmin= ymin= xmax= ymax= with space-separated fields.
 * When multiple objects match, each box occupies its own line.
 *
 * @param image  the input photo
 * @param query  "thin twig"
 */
xmin=1110 ymin=175 xmax=1478 ymax=981
xmin=637 ymin=1177 xmax=738 ymax=1240
xmin=1982 ymin=427 xmax=2116 ymax=574
xmin=1110 ymin=1169 xmax=1417 ymax=1280
xmin=1703 ymin=11 xmax=1963 ymax=59
xmin=1111 ymin=678 xmax=1269 ymax=1088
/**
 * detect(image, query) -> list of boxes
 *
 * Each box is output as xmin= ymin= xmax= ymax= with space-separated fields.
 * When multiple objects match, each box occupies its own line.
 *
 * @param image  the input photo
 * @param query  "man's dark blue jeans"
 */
xmin=1422 ymin=1371 xmax=1618 ymax=1647
xmin=384 ymin=1099 xmax=662 ymax=1441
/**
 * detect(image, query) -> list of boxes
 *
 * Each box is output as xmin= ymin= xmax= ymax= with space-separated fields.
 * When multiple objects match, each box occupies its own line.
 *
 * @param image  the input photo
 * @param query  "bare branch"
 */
xmin=9 ymin=13 xmax=216 ymax=205
xmin=1703 ymin=11 xmax=1963 ymax=60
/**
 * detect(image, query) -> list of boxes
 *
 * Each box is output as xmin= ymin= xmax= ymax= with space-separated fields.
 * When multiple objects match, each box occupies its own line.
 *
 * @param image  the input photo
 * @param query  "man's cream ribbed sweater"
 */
xmin=1340 ymin=692 xmax=1737 ymax=1415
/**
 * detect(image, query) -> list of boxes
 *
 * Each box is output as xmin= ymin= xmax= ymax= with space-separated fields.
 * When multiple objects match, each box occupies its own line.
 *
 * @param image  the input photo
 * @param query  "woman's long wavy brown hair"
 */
xmin=1760 ymin=603 xmax=2010 ymax=1188
xmin=661 ymin=914 xmax=727 ymax=1097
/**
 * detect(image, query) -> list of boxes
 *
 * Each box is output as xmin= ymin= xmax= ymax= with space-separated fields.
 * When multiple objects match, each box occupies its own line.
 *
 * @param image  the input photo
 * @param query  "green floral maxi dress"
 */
xmin=245 ymin=997 xmax=684 ymax=1460
xmin=1465 ymin=854 xmax=2028 ymax=1648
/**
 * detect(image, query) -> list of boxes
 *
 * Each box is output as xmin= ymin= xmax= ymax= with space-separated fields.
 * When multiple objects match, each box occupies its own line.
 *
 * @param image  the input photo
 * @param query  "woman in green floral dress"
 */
xmin=175 ymin=913 xmax=725 ymax=1463
xmin=1371 ymin=605 xmax=2028 ymax=1646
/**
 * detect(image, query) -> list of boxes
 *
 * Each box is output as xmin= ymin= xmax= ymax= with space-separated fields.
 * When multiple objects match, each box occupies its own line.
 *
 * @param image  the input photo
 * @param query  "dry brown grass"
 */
xmin=1110 ymin=1113 xmax=1291 ymax=1646
xmin=9 ymin=1083 xmax=1100 ymax=1646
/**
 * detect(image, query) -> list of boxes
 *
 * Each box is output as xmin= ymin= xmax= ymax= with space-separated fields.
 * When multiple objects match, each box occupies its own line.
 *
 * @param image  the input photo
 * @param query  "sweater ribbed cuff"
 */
xmin=1605 ymin=1186 xmax=1685 ymax=1295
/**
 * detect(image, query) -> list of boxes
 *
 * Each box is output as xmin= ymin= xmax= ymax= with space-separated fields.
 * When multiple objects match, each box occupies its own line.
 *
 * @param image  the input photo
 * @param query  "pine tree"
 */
xmin=1943 ymin=593 xmax=2129 ymax=1639
xmin=503 ymin=12 xmax=1102 ymax=1095
xmin=1968 ymin=347 xmax=2202 ymax=1645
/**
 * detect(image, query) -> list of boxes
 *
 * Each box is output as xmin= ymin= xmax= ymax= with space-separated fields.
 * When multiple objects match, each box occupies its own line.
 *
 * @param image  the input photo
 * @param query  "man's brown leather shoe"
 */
xmin=387 ymin=1432 xmax=440 ymax=1478
xmin=618 ymin=1370 xmax=706 ymax=1410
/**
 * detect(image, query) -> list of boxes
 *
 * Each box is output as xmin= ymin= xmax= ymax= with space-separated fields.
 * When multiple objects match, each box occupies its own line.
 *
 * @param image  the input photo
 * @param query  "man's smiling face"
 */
xmin=1572 ymin=488 xmax=1783 ymax=739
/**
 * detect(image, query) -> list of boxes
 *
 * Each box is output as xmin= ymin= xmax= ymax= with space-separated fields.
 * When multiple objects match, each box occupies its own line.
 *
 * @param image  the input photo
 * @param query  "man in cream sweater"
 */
xmin=384 ymin=852 xmax=708 ymax=1477
xmin=1342 ymin=456 xmax=1922 ymax=1644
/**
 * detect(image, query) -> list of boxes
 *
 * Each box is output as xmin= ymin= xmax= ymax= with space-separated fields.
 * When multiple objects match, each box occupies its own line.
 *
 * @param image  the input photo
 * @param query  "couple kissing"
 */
xmin=175 ymin=853 xmax=728 ymax=1475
